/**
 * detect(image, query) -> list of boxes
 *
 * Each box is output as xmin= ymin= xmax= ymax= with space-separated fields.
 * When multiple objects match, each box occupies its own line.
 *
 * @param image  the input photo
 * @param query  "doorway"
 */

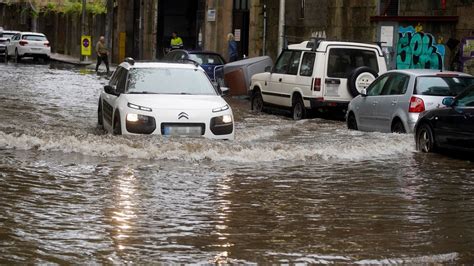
xmin=232 ymin=0 xmax=249 ymax=59
xmin=157 ymin=0 xmax=205 ymax=58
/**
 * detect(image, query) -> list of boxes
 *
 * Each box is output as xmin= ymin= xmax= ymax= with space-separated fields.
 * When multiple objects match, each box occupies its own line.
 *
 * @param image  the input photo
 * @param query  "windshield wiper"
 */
xmin=127 ymin=91 xmax=157 ymax=94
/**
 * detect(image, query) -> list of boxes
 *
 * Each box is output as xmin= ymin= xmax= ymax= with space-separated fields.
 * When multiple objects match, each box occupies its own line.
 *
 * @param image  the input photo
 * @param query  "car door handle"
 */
xmin=279 ymin=78 xmax=282 ymax=82
xmin=391 ymin=100 xmax=397 ymax=106
xmin=372 ymin=102 xmax=378 ymax=106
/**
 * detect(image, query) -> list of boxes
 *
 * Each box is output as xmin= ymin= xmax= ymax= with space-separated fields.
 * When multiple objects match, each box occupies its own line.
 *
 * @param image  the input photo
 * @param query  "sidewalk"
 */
xmin=50 ymin=53 xmax=93 ymax=66
xmin=49 ymin=53 xmax=117 ymax=73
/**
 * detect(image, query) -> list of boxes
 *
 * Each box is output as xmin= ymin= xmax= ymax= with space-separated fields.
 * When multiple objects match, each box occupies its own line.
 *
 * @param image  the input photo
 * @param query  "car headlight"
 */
xmin=212 ymin=114 xmax=233 ymax=125
xmin=126 ymin=113 xmax=153 ymax=122
xmin=128 ymin=102 xmax=152 ymax=112
xmin=212 ymin=104 xmax=230 ymax=113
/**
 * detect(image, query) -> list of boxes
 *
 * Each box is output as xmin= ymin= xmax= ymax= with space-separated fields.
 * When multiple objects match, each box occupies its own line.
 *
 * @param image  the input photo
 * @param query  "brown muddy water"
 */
xmin=0 ymin=62 xmax=473 ymax=263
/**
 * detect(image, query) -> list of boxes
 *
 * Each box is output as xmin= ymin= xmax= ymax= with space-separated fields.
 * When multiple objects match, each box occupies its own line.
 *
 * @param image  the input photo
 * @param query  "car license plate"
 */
xmin=163 ymin=126 xmax=202 ymax=136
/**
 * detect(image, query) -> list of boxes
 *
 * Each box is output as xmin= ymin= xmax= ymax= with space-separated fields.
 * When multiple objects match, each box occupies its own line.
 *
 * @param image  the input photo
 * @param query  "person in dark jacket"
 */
xmin=227 ymin=33 xmax=238 ymax=62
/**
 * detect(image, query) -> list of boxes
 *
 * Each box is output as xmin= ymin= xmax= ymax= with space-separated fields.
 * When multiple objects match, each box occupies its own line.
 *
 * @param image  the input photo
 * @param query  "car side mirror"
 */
xmin=104 ymin=85 xmax=118 ymax=95
xmin=360 ymin=88 xmax=368 ymax=97
xmin=442 ymin=97 xmax=455 ymax=107
xmin=220 ymin=86 xmax=230 ymax=96
xmin=265 ymin=65 xmax=272 ymax=72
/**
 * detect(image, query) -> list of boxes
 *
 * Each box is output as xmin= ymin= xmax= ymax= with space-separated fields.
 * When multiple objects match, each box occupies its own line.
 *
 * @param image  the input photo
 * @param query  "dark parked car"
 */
xmin=163 ymin=49 xmax=226 ymax=82
xmin=0 ymin=37 xmax=7 ymax=61
xmin=415 ymin=85 xmax=474 ymax=154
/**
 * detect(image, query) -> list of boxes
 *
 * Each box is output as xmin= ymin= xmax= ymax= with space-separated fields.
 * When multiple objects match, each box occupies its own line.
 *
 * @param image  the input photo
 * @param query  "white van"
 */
xmin=250 ymin=38 xmax=387 ymax=120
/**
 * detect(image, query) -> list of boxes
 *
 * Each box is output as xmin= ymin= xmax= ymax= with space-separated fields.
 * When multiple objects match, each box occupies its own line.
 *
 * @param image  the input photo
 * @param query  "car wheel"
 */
xmin=391 ymin=119 xmax=406 ymax=133
xmin=113 ymin=112 xmax=122 ymax=135
xmin=347 ymin=112 xmax=358 ymax=130
xmin=416 ymin=123 xmax=436 ymax=153
xmin=348 ymin=66 xmax=378 ymax=97
xmin=251 ymin=90 xmax=264 ymax=112
xmin=292 ymin=94 xmax=306 ymax=120
xmin=15 ymin=49 xmax=21 ymax=63
xmin=97 ymin=99 xmax=104 ymax=129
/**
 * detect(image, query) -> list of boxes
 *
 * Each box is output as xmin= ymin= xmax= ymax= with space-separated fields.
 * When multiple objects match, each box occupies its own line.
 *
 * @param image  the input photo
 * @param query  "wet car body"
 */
xmin=163 ymin=49 xmax=226 ymax=82
xmin=415 ymin=85 xmax=474 ymax=154
xmin=98 ymin=59 xmax=234 ymax=140
xmin=0 ymin=37 xmax=7 ymax=59
xmin=347 ymin=69 xmax=474 ymax=133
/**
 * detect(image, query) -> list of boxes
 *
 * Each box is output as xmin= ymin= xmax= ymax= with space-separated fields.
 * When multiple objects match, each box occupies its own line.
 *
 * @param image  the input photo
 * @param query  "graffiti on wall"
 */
xmin=396 ymin=26 xmax=445 ymax=70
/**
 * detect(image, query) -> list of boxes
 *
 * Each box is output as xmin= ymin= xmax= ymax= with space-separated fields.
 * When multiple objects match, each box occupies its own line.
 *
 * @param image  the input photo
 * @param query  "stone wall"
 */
xmin=327 ymin=0 xmax=378 ymax=43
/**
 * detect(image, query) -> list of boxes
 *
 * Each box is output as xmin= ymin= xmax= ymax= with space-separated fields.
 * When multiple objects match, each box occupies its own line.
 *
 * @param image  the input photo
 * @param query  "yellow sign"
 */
xmin=81 ymin=35 xmax=92 ymax=56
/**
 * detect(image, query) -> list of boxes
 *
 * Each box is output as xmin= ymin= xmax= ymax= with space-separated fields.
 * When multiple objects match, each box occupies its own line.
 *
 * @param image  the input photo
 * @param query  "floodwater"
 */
xmin=1 ymin=62 xmax=473 ymax=264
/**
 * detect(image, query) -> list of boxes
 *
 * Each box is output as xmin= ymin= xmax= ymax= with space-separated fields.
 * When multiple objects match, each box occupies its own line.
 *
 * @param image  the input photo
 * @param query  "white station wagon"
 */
xmin=98 ymin=59 xmax=234 ymax=140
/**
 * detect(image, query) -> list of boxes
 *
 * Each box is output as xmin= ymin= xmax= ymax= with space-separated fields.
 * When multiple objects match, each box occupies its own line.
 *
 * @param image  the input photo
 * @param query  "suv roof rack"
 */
xmin=306 ymin=37 xmax=325 ymax=51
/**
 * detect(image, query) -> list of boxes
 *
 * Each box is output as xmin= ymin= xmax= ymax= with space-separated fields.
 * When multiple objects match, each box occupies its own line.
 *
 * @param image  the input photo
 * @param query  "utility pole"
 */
xmin=81 ymin=0 xmax=87 ymax=61
xmin=277 ymin=0 xmax=285 ymax=54
xmin=27 ymin=0 xmax=38 ymax=32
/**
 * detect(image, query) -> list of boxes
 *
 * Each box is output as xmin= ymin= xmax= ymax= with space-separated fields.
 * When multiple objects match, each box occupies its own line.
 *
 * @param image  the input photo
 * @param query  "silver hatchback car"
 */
xmin=346 ymin=69 xmax=474 ymax=133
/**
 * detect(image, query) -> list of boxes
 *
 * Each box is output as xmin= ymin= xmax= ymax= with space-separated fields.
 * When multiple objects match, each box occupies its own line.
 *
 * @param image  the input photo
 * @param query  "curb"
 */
xmin=50 ymin=54 xmax=93 ymax=66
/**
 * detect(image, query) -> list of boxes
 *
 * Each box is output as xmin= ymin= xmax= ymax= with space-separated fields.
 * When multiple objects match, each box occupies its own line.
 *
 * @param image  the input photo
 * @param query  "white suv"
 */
xmin=250 ymin=38 xmax=387 ymax=119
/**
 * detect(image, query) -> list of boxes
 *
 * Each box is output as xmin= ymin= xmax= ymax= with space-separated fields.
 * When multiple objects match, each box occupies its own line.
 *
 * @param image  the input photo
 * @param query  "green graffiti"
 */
xmin=396 ymin=28 xmax=445 ymax=70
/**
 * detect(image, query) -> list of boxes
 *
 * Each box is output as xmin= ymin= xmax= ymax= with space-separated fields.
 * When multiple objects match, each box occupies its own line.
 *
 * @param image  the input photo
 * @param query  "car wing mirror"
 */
xmin=104 ymin=85 xmax=118 ymax=95
xmin=220 ymin=86 xmax=230 ymax=96
xmin=265 ymin=65 xmax=272 ymax=73
xmin=360 ymin=88 xmax=368 ymax=97
xmin=442 ymin=97 xmax=455 ymax=107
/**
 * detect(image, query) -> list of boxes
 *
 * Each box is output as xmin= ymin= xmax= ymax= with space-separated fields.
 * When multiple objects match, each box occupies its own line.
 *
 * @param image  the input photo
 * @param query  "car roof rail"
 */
xmin=306 ymin=37 xmax=325 ymax=51
xmin=124 ymin=57 xmax=135 ymax=65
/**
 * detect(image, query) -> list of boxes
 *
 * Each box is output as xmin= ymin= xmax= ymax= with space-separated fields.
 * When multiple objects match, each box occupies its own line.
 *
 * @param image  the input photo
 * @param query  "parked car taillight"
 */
xmin=44 ymin=41 xmax=50 ymax=47
xmin=19 ymin=40 xmax=28 ymax=46
xmin=409 ymin=96 xmax=425 ymax=113
xmin=313 ymin=78 xmax=321 ymax=91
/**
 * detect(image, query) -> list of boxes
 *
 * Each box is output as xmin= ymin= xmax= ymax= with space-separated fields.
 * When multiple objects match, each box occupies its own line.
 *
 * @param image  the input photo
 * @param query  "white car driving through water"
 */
xmin=98 ymin=59 xmax=234 ymax=140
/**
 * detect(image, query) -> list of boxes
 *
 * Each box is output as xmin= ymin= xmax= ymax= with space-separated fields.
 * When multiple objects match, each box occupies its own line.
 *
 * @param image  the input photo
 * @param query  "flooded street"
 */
xmin=1 ymin=62 xmax=473 ymax=263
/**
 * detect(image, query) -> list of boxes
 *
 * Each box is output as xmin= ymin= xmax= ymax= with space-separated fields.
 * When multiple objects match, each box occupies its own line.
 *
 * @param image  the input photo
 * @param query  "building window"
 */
xmin=300 ymin=0 xmax=305 ymax=18
xmin=234 ymin=0 xmax=249 ymax=11
xmin=379 ymin=0 xmax=399 ymax=16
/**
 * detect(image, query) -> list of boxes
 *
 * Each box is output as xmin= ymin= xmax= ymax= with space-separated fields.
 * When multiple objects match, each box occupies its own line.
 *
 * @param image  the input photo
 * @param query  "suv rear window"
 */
xmin=415 ymin=76 xmax=474 ymax=96
xmin=327 ymin=48 xmax=379 ymax=78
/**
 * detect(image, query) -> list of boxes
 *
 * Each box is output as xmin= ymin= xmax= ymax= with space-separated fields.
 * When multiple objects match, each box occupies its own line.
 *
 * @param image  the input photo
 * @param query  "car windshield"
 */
xmin=415 ymin=76 xmax=474 ymax=96
xmin=456 ymin=86 xmax=474 ymax=107
xmin=2 ymin=33 xmax=16 ymax=39
xmin=188 ymin=53 xmax=224 ymax=65
xmin=22 ymin=35 xmax=47 ymax=41
xmin=127 ymin=68 xmax=217 ymax=95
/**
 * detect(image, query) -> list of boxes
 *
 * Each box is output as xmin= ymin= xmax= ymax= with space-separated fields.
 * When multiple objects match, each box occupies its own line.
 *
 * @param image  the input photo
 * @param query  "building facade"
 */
xmin=1 ymin=0 xmax=473 ymax=73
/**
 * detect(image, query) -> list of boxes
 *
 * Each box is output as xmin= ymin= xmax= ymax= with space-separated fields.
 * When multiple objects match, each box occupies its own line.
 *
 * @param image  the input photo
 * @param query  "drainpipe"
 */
xmin=263 ymin=4 xmax=267 ymax=56
xmin=277 ymin=0 xmax=285 ymax=54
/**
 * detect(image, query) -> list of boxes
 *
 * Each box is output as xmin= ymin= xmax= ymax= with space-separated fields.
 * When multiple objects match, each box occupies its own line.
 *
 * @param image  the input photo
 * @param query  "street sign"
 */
xmin=81 ymin=35 xmax=92 ymax=56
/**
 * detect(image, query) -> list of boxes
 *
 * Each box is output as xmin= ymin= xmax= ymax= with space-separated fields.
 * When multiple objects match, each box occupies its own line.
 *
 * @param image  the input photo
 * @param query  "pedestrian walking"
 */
xmin=227 ymin=33 xmax=238 ymax=62
xmin=95 ymin=36 xmax=110 ymax=75
xmin=170 ymin=32 xmax=184 ymax=50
